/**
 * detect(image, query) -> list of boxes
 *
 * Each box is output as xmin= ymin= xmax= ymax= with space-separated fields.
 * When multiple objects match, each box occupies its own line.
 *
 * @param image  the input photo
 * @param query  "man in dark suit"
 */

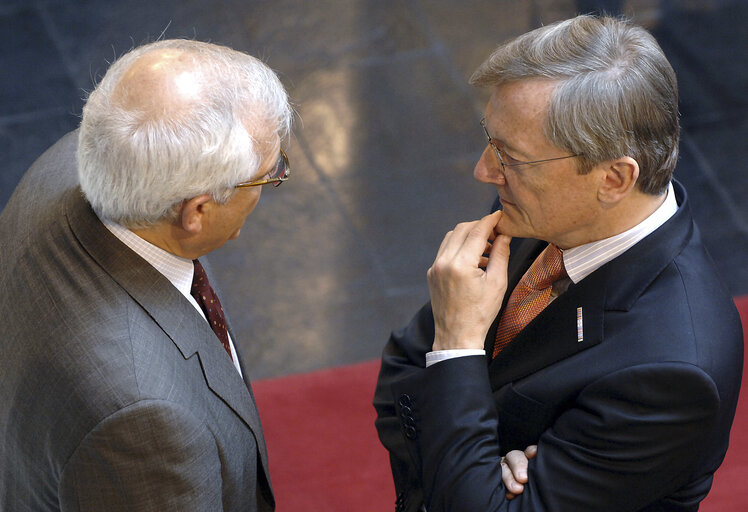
xmin=374 ymin=15 xmax=743 ymax=511
xmin=0 ymin=39 xmax=292 ymax=511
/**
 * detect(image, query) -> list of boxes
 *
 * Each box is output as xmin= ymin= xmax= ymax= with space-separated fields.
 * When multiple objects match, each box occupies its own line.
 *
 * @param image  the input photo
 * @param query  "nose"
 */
xmin=474 ymin=145 xmax=506 ymax=185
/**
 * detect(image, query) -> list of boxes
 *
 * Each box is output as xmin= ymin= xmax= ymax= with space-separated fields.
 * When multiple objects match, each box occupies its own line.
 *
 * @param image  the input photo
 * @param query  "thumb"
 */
xmin=485 ymin=234 xmax=511 ymax=278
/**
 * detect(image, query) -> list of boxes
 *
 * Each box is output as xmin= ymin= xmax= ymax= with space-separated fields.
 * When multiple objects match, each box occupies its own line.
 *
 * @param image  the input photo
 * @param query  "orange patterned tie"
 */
xmin=493 ymin=244 xmax=567 ymax=358
xmin=191 ymin=259 xmax=233 ymax=361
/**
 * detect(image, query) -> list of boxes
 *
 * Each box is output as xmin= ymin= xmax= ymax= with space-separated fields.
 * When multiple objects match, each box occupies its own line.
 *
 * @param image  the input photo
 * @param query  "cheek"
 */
xmin=234 ymin=188 xmax=261 ymax=217
xmin=505 ymin=179 xmax=551 ymax=225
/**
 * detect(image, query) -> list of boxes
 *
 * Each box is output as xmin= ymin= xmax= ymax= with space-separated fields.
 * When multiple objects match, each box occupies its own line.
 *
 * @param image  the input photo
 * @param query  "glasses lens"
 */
xmin=269 ymin=150 xmax=290 ymax=187
xmin=273 ymin=150 xmax=290 ymax=179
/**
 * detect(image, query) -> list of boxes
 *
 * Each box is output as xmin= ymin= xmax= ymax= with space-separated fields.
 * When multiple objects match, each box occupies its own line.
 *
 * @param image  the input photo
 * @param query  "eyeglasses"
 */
xmin=235 ymin=149 xmax=291 ymax=188
xmin=480 ymin=118 xmax=582 ymax=171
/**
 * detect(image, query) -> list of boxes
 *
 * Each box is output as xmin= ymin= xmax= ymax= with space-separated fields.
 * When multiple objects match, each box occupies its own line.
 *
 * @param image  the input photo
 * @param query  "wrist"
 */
xmin=433 ymin=334 xmax=486 ymax=351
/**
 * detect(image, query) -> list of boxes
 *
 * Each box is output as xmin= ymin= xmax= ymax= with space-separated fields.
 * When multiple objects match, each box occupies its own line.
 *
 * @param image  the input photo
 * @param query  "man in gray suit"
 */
xmin=0 ymin=39 xmax=292 ymax=511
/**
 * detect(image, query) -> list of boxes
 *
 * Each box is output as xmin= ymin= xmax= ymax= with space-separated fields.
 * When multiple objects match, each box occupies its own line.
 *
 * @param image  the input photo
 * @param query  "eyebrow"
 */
xmin=487 ymin=125 xmax=530 ymax=160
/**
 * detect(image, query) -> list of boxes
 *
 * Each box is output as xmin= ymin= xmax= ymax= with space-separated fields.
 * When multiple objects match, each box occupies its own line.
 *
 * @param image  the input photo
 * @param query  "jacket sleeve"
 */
xmin=374 ymin=302 xmax=438 ymax=512
xmin=59 ymin=399 xmax=224 ymax=512
xmin=392 ymin=355 xmax=721 ymax=512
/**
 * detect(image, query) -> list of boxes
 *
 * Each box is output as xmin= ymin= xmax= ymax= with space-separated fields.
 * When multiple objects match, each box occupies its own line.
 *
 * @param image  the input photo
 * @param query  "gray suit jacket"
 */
xmin=0 ymin=131 xmax=274 ymax=511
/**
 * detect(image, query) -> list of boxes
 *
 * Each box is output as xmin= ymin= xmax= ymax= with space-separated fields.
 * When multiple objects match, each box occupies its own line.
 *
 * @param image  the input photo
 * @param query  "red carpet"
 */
xmin=253 ymin=361 xmax=394 ymax=511
xmin=254 ymin=297 xmax=748 ymax=511
xmin=701 ymin=296 xmax=748 ymax=511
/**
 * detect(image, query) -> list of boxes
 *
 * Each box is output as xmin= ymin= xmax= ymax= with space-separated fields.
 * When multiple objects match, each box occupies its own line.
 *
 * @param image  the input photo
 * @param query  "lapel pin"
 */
xmin=576 ymin=307 xmax=584 ymax=343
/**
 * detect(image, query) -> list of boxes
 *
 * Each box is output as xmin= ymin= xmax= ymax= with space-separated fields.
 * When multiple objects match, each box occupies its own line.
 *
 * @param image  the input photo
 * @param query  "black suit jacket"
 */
xmin=373 ymin=181 xmax=743 ymax=511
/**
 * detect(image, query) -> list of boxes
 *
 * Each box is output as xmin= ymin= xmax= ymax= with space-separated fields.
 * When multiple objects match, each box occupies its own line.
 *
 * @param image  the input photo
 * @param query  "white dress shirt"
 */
xmin=426 ymin=183 xmax=678 ymax=367
xmin=102 ymin=219 xmax=243 ymax=375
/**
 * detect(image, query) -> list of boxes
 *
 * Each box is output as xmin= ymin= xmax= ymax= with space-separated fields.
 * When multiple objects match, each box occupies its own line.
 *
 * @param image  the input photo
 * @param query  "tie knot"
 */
xmin=527 ymin=244 xmax=567 ymax=290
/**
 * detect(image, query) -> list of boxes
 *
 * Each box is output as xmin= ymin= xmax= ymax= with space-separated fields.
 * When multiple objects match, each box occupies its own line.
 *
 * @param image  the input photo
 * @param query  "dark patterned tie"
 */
xmin=191 ymin=259 xmax=233 ymax=360
xmin=493 ymin=244 xmax=567 ymax=358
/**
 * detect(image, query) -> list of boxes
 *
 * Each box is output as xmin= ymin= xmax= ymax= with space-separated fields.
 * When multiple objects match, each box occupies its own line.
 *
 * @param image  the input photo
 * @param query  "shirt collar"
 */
xmin=101 ymin=219 xmax=195 ymax=297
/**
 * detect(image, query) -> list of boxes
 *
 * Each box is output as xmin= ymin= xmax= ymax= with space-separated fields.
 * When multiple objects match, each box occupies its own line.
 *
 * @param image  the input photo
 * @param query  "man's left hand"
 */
xmin=502 ymin=445 xmax=538 ymax=500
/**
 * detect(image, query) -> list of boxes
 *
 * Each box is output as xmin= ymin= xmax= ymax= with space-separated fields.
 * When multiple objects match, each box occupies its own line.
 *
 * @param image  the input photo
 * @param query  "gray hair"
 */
xmin=78 ymin=39 xmax=292 ymax=228
xmin=471 ymin=15 xmax=678 ymax=195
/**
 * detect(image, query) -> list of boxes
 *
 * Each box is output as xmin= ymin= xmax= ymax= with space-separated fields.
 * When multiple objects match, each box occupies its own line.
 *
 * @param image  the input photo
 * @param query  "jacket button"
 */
xmin=398 ymin=394 xmax=412 ymax=407
xmin=405 ymin=425 xmax=417 ymax=439
xmin=395 ymin=492 xmax=405 ymax=512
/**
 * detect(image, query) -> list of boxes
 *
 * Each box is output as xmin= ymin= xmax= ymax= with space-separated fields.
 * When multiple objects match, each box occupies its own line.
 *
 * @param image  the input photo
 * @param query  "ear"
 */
xmin=179 ymin=194 xmax=214 ymax=234
xmin=597 ymin=157 xmax=639 ymax=205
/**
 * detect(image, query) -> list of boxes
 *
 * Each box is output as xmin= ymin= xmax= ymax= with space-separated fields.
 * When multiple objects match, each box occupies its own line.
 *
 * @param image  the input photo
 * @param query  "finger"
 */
xmin=525 ymin=445 xmax=538 ymax=459
xmin=436 ymin=219 xmax=479 ymax=262
xmin=504 ymin=449 xmax=530 ymax=484
xmin=480 ymin=240 xmax=493 ymax=268
xmin=485 ymin=233 xmax=512 ymax=280
xmin=458 ymin=211 xmax=503 ymax=265
xmin=483 ymin=240 xmax=493 ymax=257
xmin=500 ymin=456 xmax=525 ymax=495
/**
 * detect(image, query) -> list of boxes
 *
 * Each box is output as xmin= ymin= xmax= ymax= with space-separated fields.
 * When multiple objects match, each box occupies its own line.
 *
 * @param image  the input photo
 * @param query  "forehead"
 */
xmin=485 ymin=79 xmax=558 ymax=152
xmin=248 ymin=133 xmax=281 ymax=178
xmin=487 ymin=80 xmax=556 ymax=128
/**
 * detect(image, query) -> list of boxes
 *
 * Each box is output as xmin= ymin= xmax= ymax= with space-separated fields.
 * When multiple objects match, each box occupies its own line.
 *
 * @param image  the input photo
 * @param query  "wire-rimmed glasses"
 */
xmin=235 ymin=149 xmax=291 ymax=188
xmin=480 ymin=118 xmax=582 ymax=171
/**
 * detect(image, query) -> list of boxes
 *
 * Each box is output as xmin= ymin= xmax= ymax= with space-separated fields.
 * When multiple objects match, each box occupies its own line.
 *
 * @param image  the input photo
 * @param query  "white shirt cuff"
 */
xmin=425 ymin=349 xmax=486 ymax=367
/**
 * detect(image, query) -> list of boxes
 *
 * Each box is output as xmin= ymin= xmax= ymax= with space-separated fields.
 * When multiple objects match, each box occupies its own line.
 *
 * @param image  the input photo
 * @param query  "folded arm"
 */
xmin=389 ymin=355 xmax=719 ymax=511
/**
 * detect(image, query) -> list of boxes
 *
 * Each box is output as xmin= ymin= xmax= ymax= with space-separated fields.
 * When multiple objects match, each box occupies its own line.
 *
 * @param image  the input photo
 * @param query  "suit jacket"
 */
xmin=0 ymin=131 xmax=274 ymax=511
xmin=373 ymin=181 xmax=743 ymax=512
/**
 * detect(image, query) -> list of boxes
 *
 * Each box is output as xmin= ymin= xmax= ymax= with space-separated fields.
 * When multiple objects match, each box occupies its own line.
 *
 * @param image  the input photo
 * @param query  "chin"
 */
xmin=497 ymin=216 xmax=519 ymax=236
xmin=497 ymin=219 xmax=535 ymax=240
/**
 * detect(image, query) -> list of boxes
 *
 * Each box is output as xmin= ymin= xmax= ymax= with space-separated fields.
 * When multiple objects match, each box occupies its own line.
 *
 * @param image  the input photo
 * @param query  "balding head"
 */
xmin=77 ymin=39 xmax=291 ymax=229
xmin=112 ymin=48 xmax=206 ymax=120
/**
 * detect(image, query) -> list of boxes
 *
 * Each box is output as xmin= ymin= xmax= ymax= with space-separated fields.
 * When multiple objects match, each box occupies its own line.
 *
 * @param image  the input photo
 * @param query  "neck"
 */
xmin=604 ymin=190 xmax=667 ymax=236
xmin=558 ymin=189 xmax=667 ymax=250
xmin=132 ymin=222 xmax=193 ymax=259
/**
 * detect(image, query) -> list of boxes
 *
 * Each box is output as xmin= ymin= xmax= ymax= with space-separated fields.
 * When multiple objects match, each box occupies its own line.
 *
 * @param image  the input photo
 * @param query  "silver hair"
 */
xmin=78 ymin=39 xmax=292 ymax=228
xmin=471 ymin=15 xmax=679 ymax=195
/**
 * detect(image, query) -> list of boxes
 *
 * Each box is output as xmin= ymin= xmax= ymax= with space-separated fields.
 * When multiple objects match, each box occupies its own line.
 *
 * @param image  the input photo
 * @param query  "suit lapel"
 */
xmin=64 ymin=189 xmax=271 ymax=477
xmin=195 ymin=326 xmax=271 ymax=478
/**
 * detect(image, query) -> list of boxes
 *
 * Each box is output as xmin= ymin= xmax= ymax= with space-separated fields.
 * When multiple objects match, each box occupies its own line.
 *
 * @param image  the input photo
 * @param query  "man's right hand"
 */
xmin=427 ymin=210 xmax=511 ymax=352
xmin=501 ymin=445 xmax=538 ymax=500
